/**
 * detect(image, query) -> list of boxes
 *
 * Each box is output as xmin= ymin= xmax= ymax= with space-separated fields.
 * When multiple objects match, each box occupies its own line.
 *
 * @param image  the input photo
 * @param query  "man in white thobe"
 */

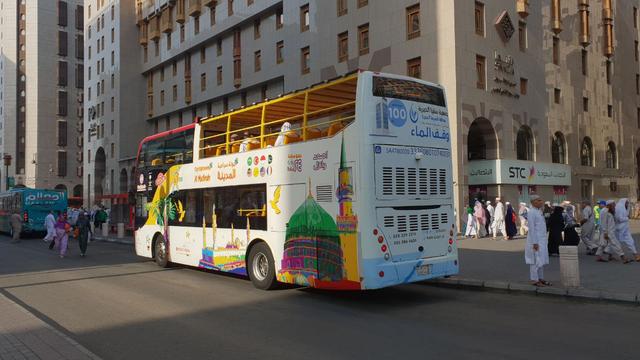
xmin=580 ymin=200 xmax=597 ymax=255
xmin=596 ymin=200 xmax=628 ymax=263
xmin=525 ymin=195 xmax=550 ymax=286
xmin=615 ymin=199 xmax=640 ymax=262
xmin=486 ymin=201 xmax=495 ymax=236
xmin=491 ymin=198 xmax=507 ymax=239
xmin=43 ymin=211 xmax=56 ymax=243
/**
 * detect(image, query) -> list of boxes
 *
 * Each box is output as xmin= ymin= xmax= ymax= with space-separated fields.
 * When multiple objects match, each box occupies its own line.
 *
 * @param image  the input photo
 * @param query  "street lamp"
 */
xmin=3 ymin=154 xmax=12 ymax=191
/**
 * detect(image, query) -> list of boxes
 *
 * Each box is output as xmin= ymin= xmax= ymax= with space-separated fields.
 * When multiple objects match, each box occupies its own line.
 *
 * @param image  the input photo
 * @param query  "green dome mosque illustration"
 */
xmin=279 ymin=184 xmax=344 ymax=285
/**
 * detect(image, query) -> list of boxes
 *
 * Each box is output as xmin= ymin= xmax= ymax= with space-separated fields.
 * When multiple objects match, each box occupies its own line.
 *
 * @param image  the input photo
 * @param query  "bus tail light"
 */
xmin=23 ymin=212 xmax=28 ymax=222
xmin=377 ymin=235 xmax=384 ymax=244
xmin=449 ymin=238 xmax=453 ymax=245
xmin=373 ymin=228 xmax=378 ymax=236
xmin=381 ymin=244 xmax=387 ymax=252
xmin=378 ymin=271 xmax=385 ymax=278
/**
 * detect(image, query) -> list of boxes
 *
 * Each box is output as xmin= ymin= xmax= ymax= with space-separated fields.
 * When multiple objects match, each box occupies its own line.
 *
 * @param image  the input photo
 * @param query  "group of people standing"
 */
xmin=526 ymin=197 xmax=640 ymax=287
xmin=464 ymin=198 xmax=529 ymax=240
xmin=43 ymin=210 xmax=93 ymax=258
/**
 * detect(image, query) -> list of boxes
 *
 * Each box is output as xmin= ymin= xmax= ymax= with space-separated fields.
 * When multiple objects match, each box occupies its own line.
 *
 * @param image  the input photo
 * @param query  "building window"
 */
xmin=301 ymin=46 xmax=310 ymax=74
xmin=516 ymin=126 xmax=534 ymax=161
xmin=201 ymin=73 xmax=207 ymax=91
xmin=337 ymin=0 xmax=347 ymax=17
xmin=217 ymin=66 xmax=223 ymax=85
xmin=407 ymin=57 xmax=421 ymax=79
xmin=554 ymin=88 xmax=561 ymax=104
xmin=76 ymin=64 xmax=84 ymax=89
xmin=520 ymin=78 xmax=528 ymax=95
xmin=173 ymin=61 xmax=178 ymax=76
xmin=638 ymin=107 xmax=640 ymax=129
xmin=337 ymin=32 xmax=348 ymax=62
xmin=254 ymin=50 xmax=261 ymax=72
xmin=475 ymin=2 xmax=485 ymax=36
xmin=606 ymin=60 xmax=612 ymax=84
xmin=406 ymin=4 xmax=420 ymax=40
xmin=608 ymin=104 xmax=613 ymax=117
xmin=476 ymin=55 xmax=486 ymax=90
xmin=160 ymin=90 xmax=165 ymax=106
xmin=581 ymin=179 xmax=593 ymax=201
xmin=180 ymin=24 xmax=185 ymax=42
xmin=194 ymin=16 xmax=200 ymax=34
xmin=76 ymin=5 xmax=84 ymax=30
xmin=228 ymin=0 xmax=234 ymax=16
xmin=581 ymin=49 xmax=588 ymax=76
xmin=581 ymin=137 xmax=594 ymax=167
xmin=358 ymin=0 xmax=368 ymax=8
xmin=57 ymin=121 xmax=68 ymax=147
xmin=636 ymin=41 xmax=639 ymax=62
xmin=210 ymin=4 xmax=216 ymax=26
xmin=358 ymin=23 xmax=369 ymax=56
xmin=57 ymin=151 xmax=67 ymax=177
xmin=57 ymin=91 xmax=68 ymax=116
xmin=276 ymin=7 xmax=283 ymax=29
xmin=58 ymin=61 xmax=68 ymax=87
xmin=583 ymin=97 xmax=589 ymax=112
xmin=217 ymin=38 xmax=222 ymax=56
xmin=606 ymin=141 xmax=617 ymax=169
xmin=58 ymin=31 xmax=68 ymax=56
xmin=552 ymin=37 xmax=559 ymax=65
xmin=637 ymin=74 xmax=640 ymax=94
xmin=551 ymin=132 xmax=566 ymax=164
xmin=200 ymin=47 xmax=206 ymax=63
xmin=518 ymin=21 xmax=527 ymax=51
xmin=635 ymin=7 xmax=638 ymax=29
xmin=254 ymin=19 xmax=261 ymax=39
xmin=300 ymin=4 xmax=310 ymax=32
xmin=276 ymin=41 xmax=284 ymax=64
xmin=58 ymin=1 xmax=68 ymax=27
xmin=171 ymin=85 xmax=177 ymax=102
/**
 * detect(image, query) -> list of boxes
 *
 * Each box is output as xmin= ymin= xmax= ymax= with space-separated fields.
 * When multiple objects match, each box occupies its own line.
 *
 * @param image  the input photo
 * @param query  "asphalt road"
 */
xmin=1 ymin=236 xmax=637 ymax=360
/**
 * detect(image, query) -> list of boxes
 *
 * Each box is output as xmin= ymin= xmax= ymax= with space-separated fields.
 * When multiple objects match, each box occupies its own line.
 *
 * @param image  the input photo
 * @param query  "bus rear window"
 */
xmin=372 ymin=76 xmax=445 ymax=107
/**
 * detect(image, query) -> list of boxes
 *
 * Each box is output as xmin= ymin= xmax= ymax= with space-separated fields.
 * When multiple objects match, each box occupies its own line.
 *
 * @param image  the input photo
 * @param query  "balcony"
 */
xmin=139 ymin=22 xmax=148 ymax=45
xmin=148 ymin=16 xmax=161 ymax=41
xmin=176 ymin=0 xmax=186 ymax=23
xmin=188 ymin=0 xmax=202 ymax=17
xmin=160 ymin=7 xmax=173 ymax=33
xmin=202 ymin=0 xmax=216 ymax=7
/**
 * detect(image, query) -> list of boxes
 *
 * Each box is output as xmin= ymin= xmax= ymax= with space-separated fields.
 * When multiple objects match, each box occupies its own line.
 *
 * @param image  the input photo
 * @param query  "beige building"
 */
xmin=93 ymin=0 xmax=639 ymax=226
xmin=0 ymin=0 xmax=85 ymax=199
xmin=83 ymin=0 xmax=145 ymax=220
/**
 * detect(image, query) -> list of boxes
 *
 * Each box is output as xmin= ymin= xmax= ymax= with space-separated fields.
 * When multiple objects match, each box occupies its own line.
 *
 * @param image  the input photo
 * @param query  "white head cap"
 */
xmin=486 ymin=201 xmax=491 ymax=205
xmin=519 ymin=202 xmax=526 ymax=206
xmin=505 ymin=201 xmax=511 ymax=205
xmin=495 ymin=197 xmax=501 ymax=201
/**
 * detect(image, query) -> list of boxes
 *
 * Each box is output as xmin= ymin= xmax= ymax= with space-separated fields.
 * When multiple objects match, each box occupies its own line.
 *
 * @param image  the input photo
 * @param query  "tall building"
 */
xmin=83 ymin=0 xmax=144 ymax=218
xmin=102 ymin=0 xmax=639 ymax=226
xmin=0 ymin=0 xmax=85 ymax=199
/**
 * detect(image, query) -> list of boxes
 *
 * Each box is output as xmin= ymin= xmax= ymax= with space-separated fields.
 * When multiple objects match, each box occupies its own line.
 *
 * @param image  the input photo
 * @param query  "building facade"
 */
xmin=83 ymin=0 xmax=145 ymax=218
xmin=97 ymin=0 xmax=639 ymax=226
xmin=0 ymin=0 xmax=84 ymax=199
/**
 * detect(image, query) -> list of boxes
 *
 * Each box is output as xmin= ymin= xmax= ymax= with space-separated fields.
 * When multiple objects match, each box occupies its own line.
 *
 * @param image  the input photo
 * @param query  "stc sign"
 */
xmin=468 ymin=160 xmax=571 ymax=186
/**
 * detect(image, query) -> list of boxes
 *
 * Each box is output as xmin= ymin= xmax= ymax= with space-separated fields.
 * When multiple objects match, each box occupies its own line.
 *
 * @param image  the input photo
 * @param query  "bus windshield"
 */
xmin=138 ymin=129 xmax=194 ymax=168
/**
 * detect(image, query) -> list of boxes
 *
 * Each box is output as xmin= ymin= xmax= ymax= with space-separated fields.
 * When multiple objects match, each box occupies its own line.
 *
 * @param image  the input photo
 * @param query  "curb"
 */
xmin=91 ymin=236 xmax=133 ymax=246
xmin=426 ymin=277 xmax=640 ymax=305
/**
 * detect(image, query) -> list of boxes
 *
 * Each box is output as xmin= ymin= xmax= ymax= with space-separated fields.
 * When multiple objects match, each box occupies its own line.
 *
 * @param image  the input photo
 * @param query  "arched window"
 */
xmin=606 ymin=141 xmax=617 ymax=169
xmin=516 ymin=126 xmax=534 ymax=161
xmin=551 ymin=132 xmax=566 ymax=164
xmin=120 ymin=168 xmax=128 ymax=194
xmin=467 ymin=118 xmax=498 ymax=160
xmin=581 ymin=137 xmax=593 ymax=167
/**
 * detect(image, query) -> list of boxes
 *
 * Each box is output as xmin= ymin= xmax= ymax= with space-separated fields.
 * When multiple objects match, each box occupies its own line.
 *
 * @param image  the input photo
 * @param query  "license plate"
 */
xmin=417 ymin=264 xmax=432 ymax=275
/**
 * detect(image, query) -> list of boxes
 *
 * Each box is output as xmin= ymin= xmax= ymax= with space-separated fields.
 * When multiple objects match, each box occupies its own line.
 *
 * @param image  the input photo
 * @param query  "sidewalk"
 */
xmin=90 ymin=233 xmax=133 ymax=246
xmin=0 ymin=293 xmax=100 ymax=360
xmin=431 ymin=221 xmax=640 ymax=304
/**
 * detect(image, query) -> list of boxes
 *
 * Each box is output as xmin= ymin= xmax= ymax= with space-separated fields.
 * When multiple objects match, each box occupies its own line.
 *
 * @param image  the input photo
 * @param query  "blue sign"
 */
xmin=388 ymin=100 xmax=408 ymax=127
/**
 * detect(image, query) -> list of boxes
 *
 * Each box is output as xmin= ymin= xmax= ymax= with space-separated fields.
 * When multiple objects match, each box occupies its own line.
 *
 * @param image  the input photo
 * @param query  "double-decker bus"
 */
xmin=135 ymin=71 xmax=458 ymax=290
xmin=0 ymin=188 xmax=68 ymax=235
xmin=133 ymin=124 xmax=195 ymax=229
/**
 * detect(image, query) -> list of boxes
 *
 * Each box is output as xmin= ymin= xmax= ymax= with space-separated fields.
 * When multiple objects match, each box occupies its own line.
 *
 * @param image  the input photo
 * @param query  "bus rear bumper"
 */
xmin=360 ymin=254 xmax=459 ymax=290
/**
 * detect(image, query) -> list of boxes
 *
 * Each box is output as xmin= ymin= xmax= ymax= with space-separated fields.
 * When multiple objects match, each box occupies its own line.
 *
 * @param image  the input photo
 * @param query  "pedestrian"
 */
xmin=483 ymin=202 xmax=491 ymax=236
xmin=10 ymin=212 xmax=22 ymax=243
xmin=562 ymin=201 xmax=580 ymax=246
xmin=53 ymin=214 xmax=71 ymax=258
xmin=596 ymin=200 xmax=628 ymax=263
xmin=614 ymin=198 xmax=640 ymax=262
xmin=43 ymin=210 xmax=56 ymax=243
xmin=76 ymin=212 xmax=92 ymax=257
xmin=464 ymin=205 xmax=477 ymax=237
xmin=491 ymin=197 xmax=507 ymax=239
xmin=505 ymin=202 xmax=518 ymax=240
xmin=473 ymin=200 xmax=486 ymax=238
xmin=486 ymin=201 xmax=495 ymax=236
xmin=594 ymin=200 xmax=605 ymax=232
xmin=518 ymin=202 xmax=529 ymax=236
xmin=547 ymin=204 xmax=564 ymax=256
xmin=580 ymin=200 xmax=597 ymax=255
xmin=525 ymin=195 xmax=551 ymax=287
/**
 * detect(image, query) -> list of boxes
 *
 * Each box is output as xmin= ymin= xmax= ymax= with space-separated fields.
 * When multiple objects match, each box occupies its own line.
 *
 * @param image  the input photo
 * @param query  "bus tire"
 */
xmin=247 ymin=242 xmax=278 ymax=290
xmin=154 ymin=235 xmax=170 ymax=268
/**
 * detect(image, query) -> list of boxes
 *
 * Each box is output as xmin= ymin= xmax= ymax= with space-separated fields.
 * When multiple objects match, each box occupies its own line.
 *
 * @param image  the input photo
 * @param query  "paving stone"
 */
xmin=566 ymin=288 xmax=602 ymax=300
xmin=536 ymin=286 xmax=569 ymax=296
xmin=508 ymin=282 xmax=538 ymax=293
xmin=483 ymin=280 xmax=510 ymax=290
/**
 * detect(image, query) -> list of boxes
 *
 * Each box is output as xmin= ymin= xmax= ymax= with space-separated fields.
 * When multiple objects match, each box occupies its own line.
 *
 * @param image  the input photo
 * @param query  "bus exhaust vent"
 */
xmin=380 ymin=166 xmax=448 ymax=198
xmin=316 ymin=185 xmax=333 ymax=202
xmin=382 ymin=212 xmax=449 ymax=232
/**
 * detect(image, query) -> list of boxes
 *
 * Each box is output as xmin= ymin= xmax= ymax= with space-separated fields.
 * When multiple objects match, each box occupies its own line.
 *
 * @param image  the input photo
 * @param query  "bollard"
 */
xmin=117 ymin=223 xmax=125 ymax=238
xmin=559 ymin=245 xmax=580 ymax=288
xmin=101 ymin=223 xmax=109 ymax=237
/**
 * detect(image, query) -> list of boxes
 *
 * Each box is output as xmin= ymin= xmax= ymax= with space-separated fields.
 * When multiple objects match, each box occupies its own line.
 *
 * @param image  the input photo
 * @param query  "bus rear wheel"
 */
xmin=247 ymin=242 xmax=278 ymax=290
xmin=154 ymin=235 xmax=169 ymax=268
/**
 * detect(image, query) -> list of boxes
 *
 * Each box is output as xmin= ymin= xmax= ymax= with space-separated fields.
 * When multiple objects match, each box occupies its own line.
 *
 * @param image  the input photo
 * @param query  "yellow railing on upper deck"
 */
xmin=198 ymin=72 xmax=359 ymax=159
